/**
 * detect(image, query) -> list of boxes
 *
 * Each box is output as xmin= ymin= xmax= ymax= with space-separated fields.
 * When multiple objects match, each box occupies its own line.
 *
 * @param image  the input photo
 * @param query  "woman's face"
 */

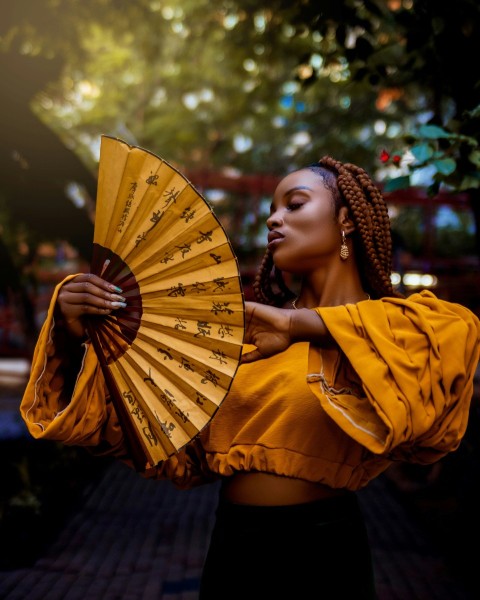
xmin=266 ymin=169 xmax=341 ymax=274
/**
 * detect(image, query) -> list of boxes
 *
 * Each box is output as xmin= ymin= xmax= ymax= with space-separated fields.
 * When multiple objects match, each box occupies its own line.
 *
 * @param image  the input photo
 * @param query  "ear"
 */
xmin=337 ymin=207 xmax=355 ymax=235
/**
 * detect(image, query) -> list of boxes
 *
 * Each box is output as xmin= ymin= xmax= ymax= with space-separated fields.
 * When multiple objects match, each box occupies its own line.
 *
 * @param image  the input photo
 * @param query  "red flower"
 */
xmin=380 ymin=149 xmax=390 ymax=163
xmin=392 ymin=154 xmax=402 ymax=165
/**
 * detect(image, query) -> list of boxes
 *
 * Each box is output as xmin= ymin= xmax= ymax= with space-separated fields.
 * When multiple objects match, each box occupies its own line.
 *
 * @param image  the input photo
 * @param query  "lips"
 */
xmin=267 ymin=230 xmax=284 ymax=249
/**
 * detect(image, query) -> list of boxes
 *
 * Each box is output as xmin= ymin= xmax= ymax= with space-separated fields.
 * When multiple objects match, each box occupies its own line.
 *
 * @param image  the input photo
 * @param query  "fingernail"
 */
xmin=111 ymin=294 xmax=126 ymax=301
xmin=111 ymin=301 xmax=127 ymax=308
xmin=101 ymin=259 xmax=111 ymax=277
xmin=109 ymin=284 xmax=123 ymax=293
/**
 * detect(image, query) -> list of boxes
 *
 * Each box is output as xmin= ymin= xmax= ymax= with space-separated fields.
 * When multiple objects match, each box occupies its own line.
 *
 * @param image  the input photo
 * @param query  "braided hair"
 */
xmin=253 ymin=156 xmax=404 ymax=305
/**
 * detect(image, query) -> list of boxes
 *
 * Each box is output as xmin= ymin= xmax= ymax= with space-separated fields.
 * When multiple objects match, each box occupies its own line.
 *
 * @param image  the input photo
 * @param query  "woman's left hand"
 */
xmin=241 ymin=301 xmax=293 ymax=363
xmin=241 ymin=301 xmax=331 ymax=363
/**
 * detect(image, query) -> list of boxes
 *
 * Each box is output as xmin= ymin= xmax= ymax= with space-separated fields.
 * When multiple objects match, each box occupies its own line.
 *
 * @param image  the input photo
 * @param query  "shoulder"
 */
xmin=380 ymin=291 xmax=480 ymax=330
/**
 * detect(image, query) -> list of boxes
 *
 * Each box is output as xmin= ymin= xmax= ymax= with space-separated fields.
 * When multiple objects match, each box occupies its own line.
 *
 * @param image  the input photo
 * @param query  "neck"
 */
xmin=293 ymin=266 xmax=368 ymax=308
xmin=292 ymin=290 xmax=369 ymax=309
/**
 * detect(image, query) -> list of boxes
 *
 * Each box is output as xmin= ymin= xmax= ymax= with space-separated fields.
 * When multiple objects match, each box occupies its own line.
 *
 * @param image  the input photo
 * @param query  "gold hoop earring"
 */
xmin=340 ymin=230 xmax=349 ymax=260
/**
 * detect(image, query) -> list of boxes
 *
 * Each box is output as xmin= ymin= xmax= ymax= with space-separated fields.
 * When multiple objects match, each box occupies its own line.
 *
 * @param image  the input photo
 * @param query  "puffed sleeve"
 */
xmin=20 ymin=275 xmax=126 ymax=455
xmin=308 ymin=291 xmax=480 ymax=463
xmin=20 ymin=276 xmax=215 ymax=488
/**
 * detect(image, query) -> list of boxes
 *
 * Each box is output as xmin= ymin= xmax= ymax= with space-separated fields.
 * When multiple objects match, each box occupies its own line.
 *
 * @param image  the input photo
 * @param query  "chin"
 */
xmin=273 ymin=261 xmax=301 ymax=275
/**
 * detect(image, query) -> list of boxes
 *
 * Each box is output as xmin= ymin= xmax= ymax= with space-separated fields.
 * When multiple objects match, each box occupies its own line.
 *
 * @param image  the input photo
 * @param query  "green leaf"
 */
xmin=455 ymin=133 xmax=478 ymax=146
xmin=418 ymin=124 xmax=452 ymax=139
xmin=468 ymin=149 xmax=480 ymax=167
xmin=433 ymin=158 xmax=456 ymax=175
xmin=383 ymin=175 xmax=411 ymax=192
xmin=459 ymin=174 xmax=480 ymax=190
xmin=466 ymin=104 xmax=480 ymax=119
xmin=410 ymin=143 xmax=434 ymax=163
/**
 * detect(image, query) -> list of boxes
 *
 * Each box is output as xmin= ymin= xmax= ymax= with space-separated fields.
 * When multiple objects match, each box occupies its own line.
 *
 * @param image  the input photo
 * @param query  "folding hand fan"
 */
xmin=86 ymin=135 xmax=245 ymax=472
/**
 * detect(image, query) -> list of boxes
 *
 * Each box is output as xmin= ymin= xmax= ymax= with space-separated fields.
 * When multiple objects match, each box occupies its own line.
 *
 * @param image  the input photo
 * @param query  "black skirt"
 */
xmin=199 ymin=492 xmax=376 ymax=600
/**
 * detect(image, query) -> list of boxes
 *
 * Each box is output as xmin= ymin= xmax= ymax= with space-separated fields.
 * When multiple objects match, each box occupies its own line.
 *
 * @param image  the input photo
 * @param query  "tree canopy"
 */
xmin=1 ymin=0 xmax=479 ymax=253
xmin=0 ymin=1 xmax=462 ymax=172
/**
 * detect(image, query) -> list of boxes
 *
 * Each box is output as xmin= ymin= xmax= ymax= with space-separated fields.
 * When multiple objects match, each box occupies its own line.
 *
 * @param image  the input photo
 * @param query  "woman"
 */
xmin=21 ymin=157 xmax=480 ymax=599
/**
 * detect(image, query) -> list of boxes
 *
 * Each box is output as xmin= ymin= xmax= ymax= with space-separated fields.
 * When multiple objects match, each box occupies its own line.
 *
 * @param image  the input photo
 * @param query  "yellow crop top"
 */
xmin=20 ymin=278 xmax=480 ymax=491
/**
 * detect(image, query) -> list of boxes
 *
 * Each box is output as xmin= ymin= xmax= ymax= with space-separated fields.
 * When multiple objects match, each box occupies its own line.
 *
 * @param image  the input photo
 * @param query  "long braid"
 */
xmin=252 ymin=249 xmax=277 ymax=305
xmin=320 ymin=157 xmax=401 ymax=299
xmin=254 ymin=157 xmax=404 ymax=305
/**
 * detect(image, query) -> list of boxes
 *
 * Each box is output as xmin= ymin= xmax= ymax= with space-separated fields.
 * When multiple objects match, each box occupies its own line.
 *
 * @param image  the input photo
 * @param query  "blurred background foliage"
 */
xmin=2 ymin=0 xmax=479 ymax=176
xmin=0 ymin=0 xmax=479 ymax=337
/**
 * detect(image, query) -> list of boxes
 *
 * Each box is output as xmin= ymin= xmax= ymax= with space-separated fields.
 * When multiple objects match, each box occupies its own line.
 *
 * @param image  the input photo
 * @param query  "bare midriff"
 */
xmin=221 ymin=472 xmax=347 ymax=506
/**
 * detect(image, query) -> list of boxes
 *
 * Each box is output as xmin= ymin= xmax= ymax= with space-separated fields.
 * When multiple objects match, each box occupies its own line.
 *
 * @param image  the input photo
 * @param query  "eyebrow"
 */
xmin=270 ymin=185 xmax=313 ymax=212
xmin=284 ymin=185 xmax=313 ymax=196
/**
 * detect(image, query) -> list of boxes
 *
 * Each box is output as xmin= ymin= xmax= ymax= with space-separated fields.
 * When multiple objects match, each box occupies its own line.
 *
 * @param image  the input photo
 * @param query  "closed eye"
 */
xmin=287 ymin=202 xmax=303 ymax=211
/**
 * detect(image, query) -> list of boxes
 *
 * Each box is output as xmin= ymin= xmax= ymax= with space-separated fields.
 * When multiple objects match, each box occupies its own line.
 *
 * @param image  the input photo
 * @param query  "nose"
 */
xmin=266 ymin=209 xmax=283 ymax=230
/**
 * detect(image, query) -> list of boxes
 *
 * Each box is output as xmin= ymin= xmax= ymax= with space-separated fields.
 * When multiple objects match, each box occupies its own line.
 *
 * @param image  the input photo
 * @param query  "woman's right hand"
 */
xmin=57 ymin=273 xmax=127 ymax=338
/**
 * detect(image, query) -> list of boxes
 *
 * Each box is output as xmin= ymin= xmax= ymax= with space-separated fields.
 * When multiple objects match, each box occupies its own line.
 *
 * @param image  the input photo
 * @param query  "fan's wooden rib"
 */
xmin=95 ymin=137 xmax=238 ymax=287
xmin=95 ymin=307 xmax=243 ymax=377
xmin=108 ymin=361 xmax=180 ymax=464
xmin=96 ymin=141 xmax=163 ymax=251
xmin=135 ymin=295 xmax=244 ymax=327
xmin=115 ymin=346 xmax=223 ymax=443
xmin=139 ymin=286 xmax=244 ymax=311
xmin=110 ymin=353 xmax=202 ymax=450
xmin=132 ymin=248 xmax=240 ymax=294
xmin=94 ymin=317 xmax=136 ymax=363
xmin=98 ymin=141 xmax=196 ymax=262
xmin=137 ymin=279 xmax=241 ymax=315
xmin=94 ymin=137 xmax=131 ymax=246
xmin=137 ymin=311 xmax=244 ymax=349
xmin=137 ymin=319 xmax=242 ymax=360
xmin=139 ymin=279 xmax=242 ymax=303
xmin=118 ymin=192 xmax=222 ymax=274
xmin=98 ymin=309 xmax=244 ymax=378
xmin=103 ymin=152 xmax=160 ymax=251
xmin=87 ymin=322 xmax=150 ymax=471
xmin=133 ymin=326 xmax=241 ymax=381
xmin=96 ymin=290 xmax=243 ymax=347
xmin=118 ymin=346 xmax=220 ymax=426
xmin=94 ymin=318 xmax=129 ymax=358
xmin=139 ymin=276 xmax=242 ymax=304
xmin=112 ymin=163 xmax=189 ymax=259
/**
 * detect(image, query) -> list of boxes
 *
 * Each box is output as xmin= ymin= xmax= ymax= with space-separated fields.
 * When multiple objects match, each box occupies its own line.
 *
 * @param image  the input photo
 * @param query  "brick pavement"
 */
xmin=0 ymin=457 xmax=476 ymax=600
xmin=1 ymin=370 xmax=478 ymax=600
